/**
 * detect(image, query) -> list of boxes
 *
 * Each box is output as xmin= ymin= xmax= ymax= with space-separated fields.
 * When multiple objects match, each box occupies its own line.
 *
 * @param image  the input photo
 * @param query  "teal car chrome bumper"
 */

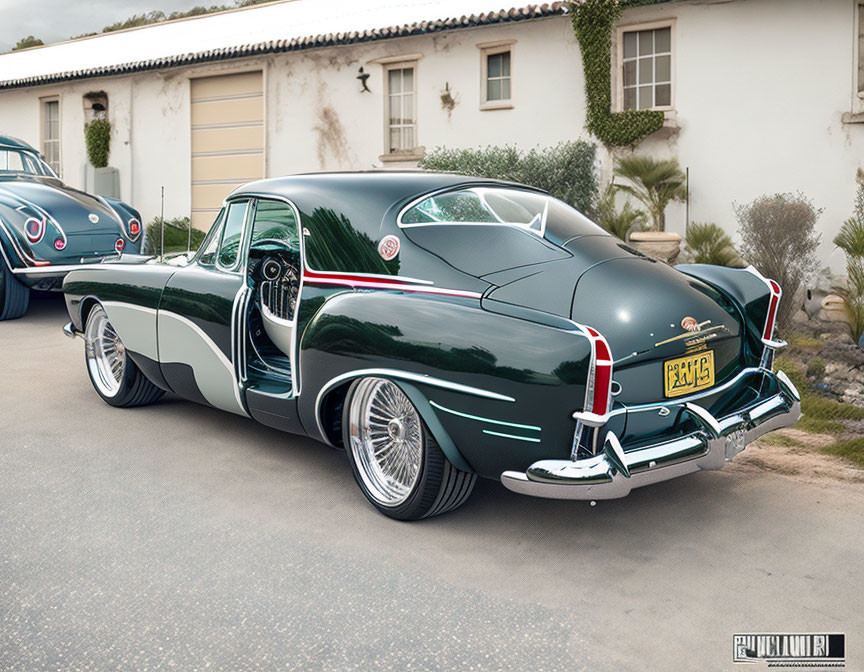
xmin=500 ymin=369 xmax=802 ymax=500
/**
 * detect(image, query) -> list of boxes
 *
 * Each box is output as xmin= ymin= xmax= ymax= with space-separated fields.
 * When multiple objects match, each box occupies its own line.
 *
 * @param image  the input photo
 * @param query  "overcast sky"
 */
xmin=0 ymin=0 xmax=217 ymax=52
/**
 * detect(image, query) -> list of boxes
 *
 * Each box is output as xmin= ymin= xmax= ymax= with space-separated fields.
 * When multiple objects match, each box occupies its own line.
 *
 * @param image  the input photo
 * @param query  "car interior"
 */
xmin=244 ymin=199 xmax=301 ymax=387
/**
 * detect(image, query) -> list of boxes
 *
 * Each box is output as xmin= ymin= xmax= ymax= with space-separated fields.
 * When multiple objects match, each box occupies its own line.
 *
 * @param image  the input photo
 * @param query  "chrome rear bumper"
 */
xmin=500 ymin=369 xmax=801 ymax=500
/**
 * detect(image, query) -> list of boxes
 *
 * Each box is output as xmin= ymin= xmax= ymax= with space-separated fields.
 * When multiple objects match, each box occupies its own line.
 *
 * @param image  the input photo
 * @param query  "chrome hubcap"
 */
xmin=85 ymin=307 xmax=126 ymax=397
xmin=348 ymin=378 xmax=423 ymax=507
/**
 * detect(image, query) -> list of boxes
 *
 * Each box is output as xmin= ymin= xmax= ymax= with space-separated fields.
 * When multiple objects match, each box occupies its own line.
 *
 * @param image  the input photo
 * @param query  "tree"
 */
xmin=12 ymin=36 xmax=43 ymax=51
xmin=613 ymin=155 xmax=686 ymax=231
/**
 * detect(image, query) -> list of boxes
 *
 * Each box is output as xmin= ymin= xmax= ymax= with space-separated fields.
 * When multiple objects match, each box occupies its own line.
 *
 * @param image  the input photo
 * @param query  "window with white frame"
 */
xmin=479 ymin=41 xmax=514 ymax=109
xmin=857 ymin=2 xmax=864 ymax=96
xmin=386 ymin=64 xmax=416 ymax=153
xmin=620 ymin=24 xmax=672 ymax=111
xmin=41 ymin=98 xmax=61 ymax=175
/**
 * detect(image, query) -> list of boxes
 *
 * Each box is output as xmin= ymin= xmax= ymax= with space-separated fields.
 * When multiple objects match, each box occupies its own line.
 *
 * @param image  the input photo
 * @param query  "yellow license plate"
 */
xmin=664 ymin=351 xmax=715 ymax=398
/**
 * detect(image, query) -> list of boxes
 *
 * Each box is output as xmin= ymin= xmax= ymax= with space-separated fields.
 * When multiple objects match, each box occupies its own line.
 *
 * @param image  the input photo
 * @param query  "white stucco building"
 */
xmin=0 ymin=0 xmax=860 ymax=269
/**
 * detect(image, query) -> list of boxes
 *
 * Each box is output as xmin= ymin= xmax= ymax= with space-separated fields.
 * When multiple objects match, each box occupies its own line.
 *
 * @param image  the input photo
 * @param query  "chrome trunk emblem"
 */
xmin=88 ymin=213 xmax=100 ymax=224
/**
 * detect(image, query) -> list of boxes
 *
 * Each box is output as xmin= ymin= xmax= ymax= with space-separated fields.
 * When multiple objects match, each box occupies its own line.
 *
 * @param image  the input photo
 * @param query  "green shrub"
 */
xmin=419 ymin=142 xmax=599 ymax=218
xmin=596 ymin=185 xmax=646 ymax=240
xmin=685 ymin=222 xmax=739 ymax=266
xmin=833 ymin=213 xmax=864 ymax=346
xmin=143 ymin=217 xmax=205 ymax=256
xmin=806 ymin=357 xmax=826 ymax=379
xmin=735 ymin=193 xmax=821 ymax=332
xmin=84 ymin=118 xmax=111 ymax=168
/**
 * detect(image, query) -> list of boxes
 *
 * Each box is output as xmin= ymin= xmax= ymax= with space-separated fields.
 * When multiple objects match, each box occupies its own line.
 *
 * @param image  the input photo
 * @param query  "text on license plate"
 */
xmin=664 ymin=351 xmax=715 ymax=398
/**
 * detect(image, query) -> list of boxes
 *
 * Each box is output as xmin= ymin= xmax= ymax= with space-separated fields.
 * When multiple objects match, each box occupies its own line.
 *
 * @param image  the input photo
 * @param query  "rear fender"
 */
xmin=298 ymin=290 xmax=595 ymax=478
xmin=677 ymin=264 xmax=773 ymax=362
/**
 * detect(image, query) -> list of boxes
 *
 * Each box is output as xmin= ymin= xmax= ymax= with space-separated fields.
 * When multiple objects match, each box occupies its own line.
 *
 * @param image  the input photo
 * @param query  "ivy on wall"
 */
xmin=84 ymin=118 xmax=111 ymax=168
xmin=570 ymin=0 xmax=665 ymax=148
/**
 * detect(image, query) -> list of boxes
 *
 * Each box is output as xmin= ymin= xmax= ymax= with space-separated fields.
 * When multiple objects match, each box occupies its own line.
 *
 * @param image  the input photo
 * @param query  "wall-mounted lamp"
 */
xmin=357 ymin=66 xmax=371 ymax=93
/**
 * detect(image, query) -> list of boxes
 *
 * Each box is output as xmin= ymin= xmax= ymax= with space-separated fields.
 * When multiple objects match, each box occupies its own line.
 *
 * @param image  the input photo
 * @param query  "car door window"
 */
xmin=195 ymin=208 xmax=225 ymax=266
xmin=217 ymin=201 xmax=249 ymax=271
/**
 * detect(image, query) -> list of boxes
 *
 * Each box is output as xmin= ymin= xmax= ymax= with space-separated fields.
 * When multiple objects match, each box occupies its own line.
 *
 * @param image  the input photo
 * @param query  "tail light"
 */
xmin=128 ymin=218 xmax=141 ymax=238
xmin=762 ymin=280 xmax=782 ymax=343
xmin=115 ymin=238 xmax=125 ymax=253
xmin=54 ymin=237 xmax=66 ymax=251
xmin=584 ymin=326 xmax=614 ymax=416
xmin=24 ymin=217 xmax=45 ymax=244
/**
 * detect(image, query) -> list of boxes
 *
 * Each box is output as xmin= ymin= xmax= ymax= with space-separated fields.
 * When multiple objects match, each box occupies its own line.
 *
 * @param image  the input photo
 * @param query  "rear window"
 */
xmin=0 ymin=148 xmax=53 ymax=176
xmin=400 ymin=186 xmax=606 ymax=245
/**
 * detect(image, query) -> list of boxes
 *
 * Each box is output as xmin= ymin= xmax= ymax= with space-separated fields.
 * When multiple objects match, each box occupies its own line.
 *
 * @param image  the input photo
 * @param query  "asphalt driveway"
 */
xmin=1 ymin=295 xmax=862 ymax=671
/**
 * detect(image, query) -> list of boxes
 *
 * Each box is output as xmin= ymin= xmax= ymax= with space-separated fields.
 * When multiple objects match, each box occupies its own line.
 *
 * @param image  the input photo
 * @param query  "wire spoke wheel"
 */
xmin=85 ymin=307 xmax=127 ymax=398
xmin=348 ymin=378 xmax=423 ymax=508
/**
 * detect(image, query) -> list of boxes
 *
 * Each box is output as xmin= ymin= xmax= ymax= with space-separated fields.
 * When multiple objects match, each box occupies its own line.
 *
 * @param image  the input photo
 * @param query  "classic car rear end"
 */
xmin=497 ymin=259 xmax=800 ymax=500
xmin=0 ymin=134 xmax=143 ymax=320
xmin=397 ymin=183 xmax=801 ymax=500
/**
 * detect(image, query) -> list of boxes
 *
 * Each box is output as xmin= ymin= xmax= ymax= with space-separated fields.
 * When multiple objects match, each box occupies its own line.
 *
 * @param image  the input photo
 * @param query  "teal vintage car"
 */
xmin=61 ymin=172 xmax=800 ymax=520
xmin=0 ymin=134 xmax=144 ymax=320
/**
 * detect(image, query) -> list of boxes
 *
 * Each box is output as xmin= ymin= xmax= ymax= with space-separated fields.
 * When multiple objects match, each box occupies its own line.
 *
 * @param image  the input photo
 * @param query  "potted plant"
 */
xmin=613 ymin=155 xmax=686 ymax=262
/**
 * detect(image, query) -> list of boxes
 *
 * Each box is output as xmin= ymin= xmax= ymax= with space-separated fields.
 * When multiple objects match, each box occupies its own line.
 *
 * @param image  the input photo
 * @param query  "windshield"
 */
xmin=399 ymin=186 xmax=607 ymax=245
xmin=0 ymin=148 xmax=55 ymax=177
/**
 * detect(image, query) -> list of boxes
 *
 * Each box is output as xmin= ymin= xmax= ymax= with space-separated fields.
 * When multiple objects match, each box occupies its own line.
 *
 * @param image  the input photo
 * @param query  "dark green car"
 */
xmin=0 ymin=134 xmax=143 ymax=320
xmin=61 ymin=172 xmax=800 ymax=520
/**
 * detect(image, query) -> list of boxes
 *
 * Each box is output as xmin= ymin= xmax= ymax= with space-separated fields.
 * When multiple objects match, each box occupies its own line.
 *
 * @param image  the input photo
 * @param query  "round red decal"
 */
xmin=378 ymin=235 xmax=400 ymax=261
xmin=681 ymin=316 xmax=699 ymax=332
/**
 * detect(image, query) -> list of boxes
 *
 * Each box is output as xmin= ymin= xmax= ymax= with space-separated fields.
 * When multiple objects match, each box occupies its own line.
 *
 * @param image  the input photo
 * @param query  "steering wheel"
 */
xmin=254 ymin=253 xmax=299 ymax=283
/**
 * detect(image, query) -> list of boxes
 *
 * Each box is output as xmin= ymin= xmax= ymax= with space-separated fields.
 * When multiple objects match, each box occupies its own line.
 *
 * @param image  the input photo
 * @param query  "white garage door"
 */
xmin=190 ymin=71 xmax=264 ymax=231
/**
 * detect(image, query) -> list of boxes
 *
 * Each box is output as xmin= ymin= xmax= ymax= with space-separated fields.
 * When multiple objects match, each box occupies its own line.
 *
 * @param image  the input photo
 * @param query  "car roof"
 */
xmin=231 ymin=171 xmax=544 ymax=207
xmin=0 ymin=134 xmax=38 ymax=152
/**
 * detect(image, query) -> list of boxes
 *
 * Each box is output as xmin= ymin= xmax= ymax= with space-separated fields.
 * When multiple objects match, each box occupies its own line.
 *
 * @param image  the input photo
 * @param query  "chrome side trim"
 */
xmin=429 ymin=399 xmax=540 ymax=431
xmin=0 ymin=216 xmax=41 ymax=267
xmin=314 ymin=368 xmax=515 ymax=445
xmin=11 ymin=263 xmax=107 ymax=276
xmin=94 ymin=194 xmax=128 ymax=237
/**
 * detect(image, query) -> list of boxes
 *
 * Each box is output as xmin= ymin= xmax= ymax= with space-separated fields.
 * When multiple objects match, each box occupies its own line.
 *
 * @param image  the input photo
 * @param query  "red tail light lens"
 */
xmin=762 ymin=280 xmax=782 ymax=341
xmin=115 ymin=238 xmax=125 ymax=253
xmin=128 ymin=218 xmax=141 ymax=237
xmin=583 ymin=326 xmax=614 ymax=417
xmin=54 ymin=237 xmax=66 ymax=251
xmin=24 ymin=217 xmax=45 ymax=244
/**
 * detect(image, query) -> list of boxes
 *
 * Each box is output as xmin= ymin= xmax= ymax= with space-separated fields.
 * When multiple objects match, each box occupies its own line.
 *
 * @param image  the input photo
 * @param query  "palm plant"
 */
xmin=834 ymin=216 xmax=864 ymax=346
xmin=613 ymin=155 xmax=687 ymax=231
xmin=596 ymin=184 xmax=647 ymax=241
xmin=685 ymin=222 xmax=739 ymax=266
